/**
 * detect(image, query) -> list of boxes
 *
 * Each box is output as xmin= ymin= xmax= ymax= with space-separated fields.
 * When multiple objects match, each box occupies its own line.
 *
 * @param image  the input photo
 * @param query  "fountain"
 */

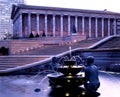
xmin=47 ymin=55 xmax=86 ymax=88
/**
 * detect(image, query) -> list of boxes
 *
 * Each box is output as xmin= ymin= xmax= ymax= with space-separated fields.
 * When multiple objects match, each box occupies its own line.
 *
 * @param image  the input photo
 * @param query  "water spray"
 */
xmin=33 ymin=69 xmax=58 ymax=92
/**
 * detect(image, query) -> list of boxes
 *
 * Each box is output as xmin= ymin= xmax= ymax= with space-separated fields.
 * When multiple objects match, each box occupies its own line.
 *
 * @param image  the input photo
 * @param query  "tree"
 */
xmin=29 ymin=32 xmax=34 ymax=38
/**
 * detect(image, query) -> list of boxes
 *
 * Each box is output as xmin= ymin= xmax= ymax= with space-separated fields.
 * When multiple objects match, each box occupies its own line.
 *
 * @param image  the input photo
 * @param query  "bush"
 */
xmin=29 ymin=33 xmax=34 ymax=38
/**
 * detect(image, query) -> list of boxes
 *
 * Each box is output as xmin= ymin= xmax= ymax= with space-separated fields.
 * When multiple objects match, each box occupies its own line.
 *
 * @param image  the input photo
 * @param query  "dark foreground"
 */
xmin=0 ymin=71 xmax=120 ymax=97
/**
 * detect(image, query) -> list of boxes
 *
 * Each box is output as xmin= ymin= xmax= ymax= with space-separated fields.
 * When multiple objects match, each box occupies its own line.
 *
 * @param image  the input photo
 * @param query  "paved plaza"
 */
xmin=0 ymin=71 xmax=120 ymax=97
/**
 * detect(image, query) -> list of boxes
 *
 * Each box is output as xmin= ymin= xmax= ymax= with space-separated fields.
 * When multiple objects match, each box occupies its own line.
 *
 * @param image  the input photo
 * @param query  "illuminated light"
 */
xmin=26 ymin=48 xmax=29 ymax=51
xmin=73 ymin=40 xmax=77 ymax=43
xmin=67 ymin=80 xmax=71 ymax=82
xmin=81 ymin=91 xmax=86 ymax=95
xmin=70 ymin=65 xmax=73 ymax=68
xmin=68 ymin=76 xmax=73 ymax=78
xmin=68 ymin=73 xmax=72 ymax=76
xmin=65 ymin=92 xmax=70 ymax=96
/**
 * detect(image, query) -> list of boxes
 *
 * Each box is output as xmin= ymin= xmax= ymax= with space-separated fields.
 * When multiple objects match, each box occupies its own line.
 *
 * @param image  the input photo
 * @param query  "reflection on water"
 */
xmin=48 ymin=87 xmax=101 ymax=97
xmin=0 ymin=71 xmax=120 ymax=97
xmin=48 ymin=87 xmax=87 ymax=97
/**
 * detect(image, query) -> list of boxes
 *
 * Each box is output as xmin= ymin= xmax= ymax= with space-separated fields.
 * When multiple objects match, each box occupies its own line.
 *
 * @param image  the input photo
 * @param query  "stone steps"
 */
xmin=17 ymin=38 xmax=101 ymax=55
xmin=93 ymin=36 xmax=120 ymax=49
xmin=0 ymin=38 xmax=102 ymax=72
xmin=0 ymin=56 xmax=48 ymax=70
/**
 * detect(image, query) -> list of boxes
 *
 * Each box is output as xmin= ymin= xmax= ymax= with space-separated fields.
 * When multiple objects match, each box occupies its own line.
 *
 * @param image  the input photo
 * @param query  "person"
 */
xmin=49 ymin=57 xmax=59 ymax=71
xmin=84 ymin=56 xmax=100 ymax=96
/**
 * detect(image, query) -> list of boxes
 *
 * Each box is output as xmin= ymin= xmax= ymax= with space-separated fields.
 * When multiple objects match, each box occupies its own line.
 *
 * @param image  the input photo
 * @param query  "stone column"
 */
xmin=108 ymin=18 xmax=110 ymax=36
xmin=45 ymin=14 xmax=48 ymax=37
xmin=113 ymin=18 xmax=116 ymax=35
xmin=68 ymin=15 xmax=71 ymax=35
xmin=60 ymin=15 xmax=63 ymax=37
xmin=36 ymin=14 xmax=40 ymax=35
xmin=89 ymin=17 xmax=92 ymax=37
xmin=102 ymin=18 xmax=104 ymax=37
xmin=82 ymin=16 xmax=85 ymax=35
xmin=95 ymin=17 xmax=98 ymax=37
xmin=28 ymin=13 xmax=31 ymax=36
xmin=75 ymin=16 xmax=78 ymax=33
xmin=53 ymin=15 xmax=56 ymax=37
xmin=19 ymin=13 xmax=22 ymax=37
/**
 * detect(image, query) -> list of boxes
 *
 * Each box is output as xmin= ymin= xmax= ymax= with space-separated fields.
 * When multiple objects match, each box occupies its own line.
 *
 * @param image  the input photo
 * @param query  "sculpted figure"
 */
xmin=84 ymin=56 xmax=100 ymax=96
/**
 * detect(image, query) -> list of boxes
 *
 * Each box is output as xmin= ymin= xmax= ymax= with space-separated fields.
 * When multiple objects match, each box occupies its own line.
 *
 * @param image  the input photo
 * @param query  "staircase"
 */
xmin=92 ymin=36 xmax=120 ymax=50
xmin=0 ymin=56 xmax=49 ymax=71
xmin=0 ymin=38 xmax=103 ymax=74
xmin=15 ymin=38 xmax=102 ymax=55
xmin=10 ymin=40 xmax=43 ymax=54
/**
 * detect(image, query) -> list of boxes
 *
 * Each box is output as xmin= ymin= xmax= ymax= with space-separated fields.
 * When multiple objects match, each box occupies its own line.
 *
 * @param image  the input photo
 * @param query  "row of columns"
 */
xmin=19 ymin=13 xmax=117 ymax=38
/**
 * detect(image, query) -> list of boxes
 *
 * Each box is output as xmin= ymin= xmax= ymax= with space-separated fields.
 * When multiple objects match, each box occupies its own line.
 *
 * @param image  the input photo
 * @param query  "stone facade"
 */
xmin=11 ymin=4 xmax=120 ymax=38
xmin=0 ymin=0 xmax=25 ymax=40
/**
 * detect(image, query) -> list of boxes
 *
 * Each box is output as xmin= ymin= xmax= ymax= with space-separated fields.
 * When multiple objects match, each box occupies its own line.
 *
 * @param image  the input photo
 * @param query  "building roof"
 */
xmin=11 ymin=4 xmax=120 ymax=19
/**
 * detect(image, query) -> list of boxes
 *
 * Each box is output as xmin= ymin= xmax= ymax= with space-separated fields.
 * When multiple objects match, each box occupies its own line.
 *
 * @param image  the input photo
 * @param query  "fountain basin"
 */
xmin=47 ymin=73 xmax=85 ymax=87
xmin=57 ymin=66 xmax=84 ymax=75
xmin=48 ymin=57 xmax=86 ymax=88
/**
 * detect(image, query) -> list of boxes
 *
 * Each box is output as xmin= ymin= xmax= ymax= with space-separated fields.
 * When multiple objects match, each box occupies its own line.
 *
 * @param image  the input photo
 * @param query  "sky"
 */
xmin=26 ymin=0 xmax=120 ymax=13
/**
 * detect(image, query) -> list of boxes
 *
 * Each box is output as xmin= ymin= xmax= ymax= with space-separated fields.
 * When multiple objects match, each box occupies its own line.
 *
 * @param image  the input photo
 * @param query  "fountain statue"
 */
xmin=47 ymin=55 xmax=85 ymax=88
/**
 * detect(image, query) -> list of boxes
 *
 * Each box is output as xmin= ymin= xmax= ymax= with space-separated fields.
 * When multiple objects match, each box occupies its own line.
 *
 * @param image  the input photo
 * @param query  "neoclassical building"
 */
xmin=11 ymin=4 xmax=120 ymax=38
